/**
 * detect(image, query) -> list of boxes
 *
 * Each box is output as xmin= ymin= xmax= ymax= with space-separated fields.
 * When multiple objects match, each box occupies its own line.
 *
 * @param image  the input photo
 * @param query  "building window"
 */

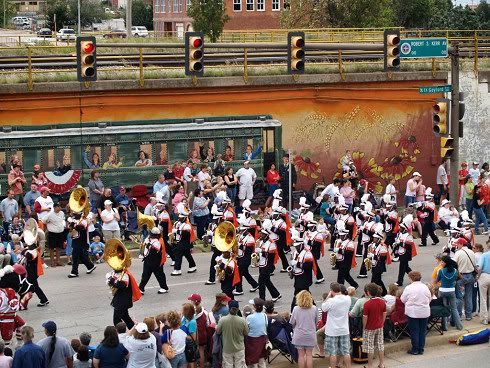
xmin=186 ymin=0 xmax=192 ymax=10
xmin=233 ymin=0 xmax=241 ymax=11
xmin=155 ymin=0 xmax=160 ymax=13
xmin=162 ymin=0 xmax=166 ymax=12
xmin=179 ymin=0 xmax=183 ymax=12
xmin=257 ymin=0 xmax=264 ymax=11
xmin=246 ymin=0 xmax=254 ymax=11
xmin=173 ymin=0 xmax=178 ymax=12
xmin=272 ymin=0 xmax=280 ymax=11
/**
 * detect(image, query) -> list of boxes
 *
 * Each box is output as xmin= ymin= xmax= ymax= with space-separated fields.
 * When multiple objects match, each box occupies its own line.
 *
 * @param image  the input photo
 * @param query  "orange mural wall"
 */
xmin=0 ymin=79 xmax=445 ymax=193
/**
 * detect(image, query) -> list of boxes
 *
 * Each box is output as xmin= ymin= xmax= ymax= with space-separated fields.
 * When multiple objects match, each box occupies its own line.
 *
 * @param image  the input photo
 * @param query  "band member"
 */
xmin=333 ymin=221 xmax=358 ymax=289
xmin=460 ymin=210 xmax=475 ymax=248
xmin=381 ymin=194 xmax=399 ymax=253
xmin=443 ymin=220 xmax=465 ymax=258
xmin=205 ymin=205 xmax=224 ymax=285
xmin=357 ymin=203 xmax=376 ymax=277
xmin=21 ymin=230 xmax=49 ymax=307
xmin=106 ymin=268 xmax=141 ymax=330
xmin=290 ymin=231 xmax=315 ymax=311
xmin=367 ymin=225 xmax=390 ymax=295
xmin=354 ymin=195 xmax=370 ymax=257
xmin=222 ymin=197 xmax=238 ymax=227
xmin=67 ymin=211 xmax=96 ymax=278
xmin=215 ymin=250 xmax=240 ymax=299
xmin=241 ymin=199 xmax=258 ymax=238
xmin=256 ymin=219 xmax=281 ymax=302
xmin=295 ymin=196 xmax=312 ymax=237
xmin=271 ymin=206 xmax=291 ymax=272
xmin=139 ymin=227 xmax=168 ymax=295
xmin=171 ymin=203 xmax=197 ymax=276
xmin=395 ymin=215 xmax=417 ymax=286
xmin=234 ymin=223 xmax=259 ymax=295
xmin=0 ymin=288 xmax=25 ymax=347
xmin=272 ymin=189 xmax=283 ymax=211
xmin=303 ymin=213 xmax=325 ymax=284
xmin=157 ymin=201 xmax=174 ymax=264
xmin=418 ymin=187 xmax=439 ymax=247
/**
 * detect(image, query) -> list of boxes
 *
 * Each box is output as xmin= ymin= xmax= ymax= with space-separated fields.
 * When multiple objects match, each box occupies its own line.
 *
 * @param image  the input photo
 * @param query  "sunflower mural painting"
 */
xmin=294 ymin=152 xmax=322 ymax=179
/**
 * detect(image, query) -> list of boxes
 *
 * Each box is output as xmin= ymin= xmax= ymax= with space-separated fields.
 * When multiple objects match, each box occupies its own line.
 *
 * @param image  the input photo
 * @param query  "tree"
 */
xmin=394 ymin=0 xmax=436 ymax=28
xmin=347 ymin=0 xmax=395 ymax=27
xmin=132 ymin=0 xmax=153 ymax=30
xmin=187 ymin=0 xmax=229 ymax=42
xmin=46 ymin=0 xmax=107 ymax=30
xmin=0 ymin=0 xmax=16 ymax=28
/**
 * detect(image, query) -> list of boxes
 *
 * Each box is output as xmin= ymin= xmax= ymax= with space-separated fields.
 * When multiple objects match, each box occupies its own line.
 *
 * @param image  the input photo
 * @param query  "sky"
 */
xmin=454 ymin=0 xmax=485 ymax=5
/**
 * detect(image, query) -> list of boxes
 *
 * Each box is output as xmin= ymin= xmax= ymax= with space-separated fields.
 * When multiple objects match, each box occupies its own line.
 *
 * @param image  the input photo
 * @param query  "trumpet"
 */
xmin=364 ymin=257 xmax=372 ymax=272
xmin=251 ymin=252 xmax=259 ymax=267
xmin=287 ymin=266 xmax=294 ymax=279
xmin=330 ymin=252 xmax=337 ymax=266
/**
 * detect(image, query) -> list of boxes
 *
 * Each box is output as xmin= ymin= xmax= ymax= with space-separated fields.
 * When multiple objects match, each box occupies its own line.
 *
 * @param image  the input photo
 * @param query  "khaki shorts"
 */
xmin=238 ymin=185 xmax=253 ymax=200
xmin=362 ymin=328 xmax=384 ymax=354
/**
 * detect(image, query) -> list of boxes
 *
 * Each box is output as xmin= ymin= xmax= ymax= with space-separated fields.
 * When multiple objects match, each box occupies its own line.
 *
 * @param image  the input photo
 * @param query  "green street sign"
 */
xmin=419 ymin=85 xmax=452 ymax=94
xmin=400 ymin=38 xmax=448 ymax=58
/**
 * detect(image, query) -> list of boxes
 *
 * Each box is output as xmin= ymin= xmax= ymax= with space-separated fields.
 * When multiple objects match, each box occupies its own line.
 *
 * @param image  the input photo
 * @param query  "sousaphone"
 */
xmin=104 ymin=238 xmax=132 ymax=272
xmin=69 ymin=187 xmax=90 ymax=217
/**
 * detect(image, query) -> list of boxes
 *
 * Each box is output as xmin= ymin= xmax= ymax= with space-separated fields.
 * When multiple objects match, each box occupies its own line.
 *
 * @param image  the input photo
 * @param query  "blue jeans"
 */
xmin=65 ymin=235 xmax=73 ymax=256
xmin=405 ymin=195 xmax=416 ymax=207
xmin=439 ymin=290 xmax=463 ymax=330
xmin=268 ymin=183 xmax=279 ymax=197
xmin=472 ymin=281 xmax=480 ymax=313
xmin=170 ymin=352 xmax=187 ymax=368
xmin=474 ymin=207 xmax=488 ymax=234
xmin=407 ymin=317 xmax=428 ymax=354
xmin=466 ymin=198 xmax=474 ymax=219
xmin=457 ymin=273 xmax=475 ymax=319
xmin=226 ymin=187 xmax=237 ymax=203
xmin=322 ymin=215 xmax=336 ymax=226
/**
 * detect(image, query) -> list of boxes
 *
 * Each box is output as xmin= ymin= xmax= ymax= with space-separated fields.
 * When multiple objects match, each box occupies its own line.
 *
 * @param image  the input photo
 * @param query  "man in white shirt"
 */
xmin=197 ymin=165 xmax=211 ymax=190
xmin=34 ymin=187 xmax=54 ymax=224
xmin=469 ymin=162 xmax=480 ymax=185
xmin=385 ymin=178 xmax=397 ymax=203
xmin=322 ymin=282 xmax=352 ymax=368
xmin=437 ymin=158 xmax=449 ymax=200
xmin=454 ymin=241 xmax=477 ymax=321
xmin=45 ymin=202 xmax=66 ymax=267
xmin=183 ymin=160 xmax=196 ymax=195
xmin=236 ymin=161 xmax=256 ymax=206
xmin=318 ymin=178 xmax=341 ymax=204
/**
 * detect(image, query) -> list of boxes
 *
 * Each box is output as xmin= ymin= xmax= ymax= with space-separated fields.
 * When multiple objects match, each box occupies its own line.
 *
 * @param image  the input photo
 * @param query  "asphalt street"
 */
xmin=17 ymin=232 xmax=490 ymax=357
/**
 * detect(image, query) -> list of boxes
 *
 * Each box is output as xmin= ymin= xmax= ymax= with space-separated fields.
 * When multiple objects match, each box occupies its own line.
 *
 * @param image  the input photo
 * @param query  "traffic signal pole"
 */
xmin=449 ymin=44 xmax=460 ymax=203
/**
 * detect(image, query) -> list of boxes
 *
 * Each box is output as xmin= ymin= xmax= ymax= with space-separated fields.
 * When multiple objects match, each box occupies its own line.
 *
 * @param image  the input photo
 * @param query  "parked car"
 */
xmin=131 ymin=26 xmax=148 ymax=37
xmin=103 ymin=29 xmax=127 ymax=39
xmin=37 ymin=28 xmax=52 ymax=37
xmin=56 ymin=28 xmax=76 ymax=41
xmin=12 ymin=16 xmax=30 ymax=26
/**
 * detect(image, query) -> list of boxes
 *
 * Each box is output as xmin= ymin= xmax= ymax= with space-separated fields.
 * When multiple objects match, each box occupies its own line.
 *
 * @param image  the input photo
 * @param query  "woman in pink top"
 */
xmin=339 ymin=180 xmax=355 ymax=213
xmin=172 ymin=185 xmax=186 ymax=218
xmin=400 ymin=271 xmax=431 ymax=355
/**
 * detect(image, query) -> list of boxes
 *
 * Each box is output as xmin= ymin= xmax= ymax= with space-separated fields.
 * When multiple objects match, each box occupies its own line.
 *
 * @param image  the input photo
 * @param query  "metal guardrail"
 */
xmin=0 ymin=29 xmax=489 ymax=90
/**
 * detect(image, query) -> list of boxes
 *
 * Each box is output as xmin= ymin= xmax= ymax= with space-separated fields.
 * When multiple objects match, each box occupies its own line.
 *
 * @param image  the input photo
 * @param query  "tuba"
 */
xmin=137 ymin=208 xmax=156 ymax=229
xmin=104 ymin=239 xmax=132 ymax=294
xmin=214 ymin=221 xmax=238 ymax=255
xmin=23 ymin=218 xmax=39 ymax=248
xmin=330 ymin=252 xmax=337 ymax=266
xmin=69 ymin=187 xmax=90 ymax=217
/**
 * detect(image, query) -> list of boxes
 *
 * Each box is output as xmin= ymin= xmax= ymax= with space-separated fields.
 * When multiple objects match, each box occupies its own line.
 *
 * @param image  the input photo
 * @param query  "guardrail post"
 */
xmin=243 ymin=48 xmax=249 ymax=84
xmin=18 ymin=36 xmax=21 ymax=46
xmin=431 ymin=58 xmax=436 ymax=78
xmin=139 ymin=47 xmax=144 ymax=87
xmin=474 ymin=30 xmax=479 ymax=74
xmin=27 ymin=47 xmax=33 ymax=91
xmin=338 ymin=50 xmax=346 ymax=81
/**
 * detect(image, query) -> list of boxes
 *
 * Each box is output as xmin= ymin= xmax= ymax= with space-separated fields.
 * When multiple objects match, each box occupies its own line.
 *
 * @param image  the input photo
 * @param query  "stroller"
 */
xmin=124 ymin=199 xmax=141 ymax=242
xmin=267 ymin=316 xmax=298 ymax=363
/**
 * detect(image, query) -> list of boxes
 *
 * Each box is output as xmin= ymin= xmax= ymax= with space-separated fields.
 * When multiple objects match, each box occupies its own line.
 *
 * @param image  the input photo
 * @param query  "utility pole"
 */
xmin=126 ymin=0 xmax=132 ymax=36
xmin=77 ymin=0 xmax=81 ymax=35
xmin=449 ymin=44 xmax=460 ymax=203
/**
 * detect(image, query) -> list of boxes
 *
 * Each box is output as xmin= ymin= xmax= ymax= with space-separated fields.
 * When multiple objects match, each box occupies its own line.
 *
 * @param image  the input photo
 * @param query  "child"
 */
xmin=89 ymin=235 xmax=105 ymax=263
xmin=315 ymin=292 xmax=329 ymax=358
xmin=73 ymin=345 xmax=91 ymax=368
xmin=362 ymin=283 xmax=386 ymax=368
xmin=384 ymin=283 xmax=398 ymax=314
xmin=347 ymin=286 xmax=358 ymax=311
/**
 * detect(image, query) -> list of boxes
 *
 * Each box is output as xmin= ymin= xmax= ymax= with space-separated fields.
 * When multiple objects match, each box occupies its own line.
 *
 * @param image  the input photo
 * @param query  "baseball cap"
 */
xmin=248 ymin=297 xmax=265 ymax=307
xmin=188 ymin=294 xmax=202 ymax=303
xmin=135 ymin=323 xmax=148 ymax=334
xmin=473 ymin=161 xmax=478 ymax=165
xmin=228 ymin=300 xmax=239 ymax=309
xmin=42 ymin=321 xmax=57 ymax=334
xmin=104 ymin=200 xmax=112 ymax=206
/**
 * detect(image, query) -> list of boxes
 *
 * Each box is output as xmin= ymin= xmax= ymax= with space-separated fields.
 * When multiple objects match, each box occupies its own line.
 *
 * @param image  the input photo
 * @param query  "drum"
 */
xmin=351 ymin=337 xmax=368 ymax=364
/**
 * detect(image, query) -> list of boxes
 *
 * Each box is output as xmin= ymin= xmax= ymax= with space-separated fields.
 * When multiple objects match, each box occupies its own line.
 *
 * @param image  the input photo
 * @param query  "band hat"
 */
xmin=425 ymin=187 xmax=434 ymax=198
xmin=135 ymin=323 xmax=149 ymax=334
xmin=104 ymin=200 xmax=113 ymax=206
xmin=299 ymin=196 xmax=310 ymax=208
xmin=151 ymin=227 xmax=161 ymax=235
xmin=273 ymin=189 xmax=283 ymax=200
xmin=242 ymin=199 xmax=252 ymax=212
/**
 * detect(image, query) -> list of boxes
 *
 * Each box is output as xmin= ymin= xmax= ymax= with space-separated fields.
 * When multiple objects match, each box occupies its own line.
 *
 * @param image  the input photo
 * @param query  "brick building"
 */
xmin=153 ymin=0 xmax=286 ymax=36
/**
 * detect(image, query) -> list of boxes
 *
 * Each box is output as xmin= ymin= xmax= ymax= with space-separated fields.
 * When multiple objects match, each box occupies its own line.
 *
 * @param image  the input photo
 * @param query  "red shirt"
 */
xmin=363 ymin=297 xmax=386 ymax=330
xmin=458 ymin=169 xmax=469 ymax=185
xmin=266 ymin=169 xmax=280 ymax=185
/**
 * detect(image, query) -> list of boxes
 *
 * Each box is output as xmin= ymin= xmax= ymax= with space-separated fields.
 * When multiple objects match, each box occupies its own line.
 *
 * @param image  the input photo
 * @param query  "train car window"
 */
xmin=137 ymin=144 xmax=153 ymax=166
xmin=167 ymin=141 xmax=188 ymax=163
xmin=157 ymin=143 xmax=168 ymax=165
xmin=0 ymin=151 xmax=6 ymax=173
xmin=22 ymin=149 xmax=41 ymax=173
xmin=45 ymin=149 xmax=55 ymax=171
xmin=84 ymin=146 xmax=102 ymax=169
xmin=102 ymin=146 xmax=124 ymax=169
xmin=188 ymin=142 xmax=200 ymax=163
xmin=200 ymin=141 xmax=215 ymax=162
xmin=222 ymin=140 xmax=235 ymax=162
xmin=263 ymin=129 xmax=275 ymax=153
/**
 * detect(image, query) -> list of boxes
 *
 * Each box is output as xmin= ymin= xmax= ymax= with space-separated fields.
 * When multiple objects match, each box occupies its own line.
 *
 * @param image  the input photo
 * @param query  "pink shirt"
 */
xmin=340 ymin=186 xmax=355 ymax=205
xmin=172 ymin=192 xmax=185 ymax=214
xmin=400 ymin=281 xmax=431 ymax=318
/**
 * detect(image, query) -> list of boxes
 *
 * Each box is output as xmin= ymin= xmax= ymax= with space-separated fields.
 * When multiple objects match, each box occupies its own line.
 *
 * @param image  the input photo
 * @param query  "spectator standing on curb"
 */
xmin=322 ymin=282 xmax=352 ymax=368
xmin=236 ymin=161 xmax=257 ymax=207
xmin=216 ymin=300 xmax=249 ymax=368
xmin=477 ymin=240 xmax=490 ymax=325
xmin=88 ymin=171 xmax=104 ymax=214
xmin=362 ymin=283 xmax=386 ymax=368
xmin=0 ymin=190 xmax=18 ymax=240
xmin=437 ymin=256 xmax=463 ymax=330
xmin=245 ymin=298 xmax=269 ymax=368
xmin=400 ymin=271 xmax=431 ymax=355
xmin=437 ymin=158 xmax=449 ymax=200
xmin=454 ymin=240 xmax=477 ymax=321
xmin=37 ymin=321 xmax=75 ymax=368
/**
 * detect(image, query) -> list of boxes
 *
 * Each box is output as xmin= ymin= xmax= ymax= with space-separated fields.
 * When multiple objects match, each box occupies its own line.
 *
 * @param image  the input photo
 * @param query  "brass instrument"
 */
xmin=69 ymin=188 xmax=90 ymax=217
xmin=137 ymin=209 xmax=156 ymax=229
xmin=23 ymin=218 xmax=39 ymax=247
xmin=330 ymin=252 xmax=337 ymax=266
xmin=364 ymin=257 xmax=372 ymax=272
xmin=104 ymin=239 xmax=132 ymax=295
xmin=214 ymin=221 xmax=238 ymax=255
xmin=287 ymin=266 xmax=294 ymax=279
xmin=251 ymin=252 xmax=259 ymax=267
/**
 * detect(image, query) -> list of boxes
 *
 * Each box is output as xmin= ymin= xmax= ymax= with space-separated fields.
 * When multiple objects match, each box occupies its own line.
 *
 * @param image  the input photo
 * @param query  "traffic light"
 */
xmin=76 ymin=36 xmax=97 ymax=82
xmin=383 ymin=30 xmax=400 ymax=72
xmin=185 ymin=32 xmax=204 ymax=77
xmin=287 ymin=32 xmax=305 ymax=74
xmin=441 ymin=136 xmax=454 ymax=158
xmin=432 ymin=98 xmax=451 ymax=137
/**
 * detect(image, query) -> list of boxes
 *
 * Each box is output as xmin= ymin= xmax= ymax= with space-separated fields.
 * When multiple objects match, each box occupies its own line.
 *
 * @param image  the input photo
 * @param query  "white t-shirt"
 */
xmin=183 ymin=167 xmax=193 ymax=182
xmin=101 ymin=209 xmax=120 ymax=231
xmin=322 ymin=295 xmax=351 ymax=336
xmin=385 ymin=183 xmax=397 ymax=202
xmin=405 ymin=178 xmax=416 ymax=197
xmin=236 ymin=167 xmax=256 ymax=186
xmin=469 ymin=168 xmax=480 ymax=184
xmin=166 ymin=328 xmax=187 ymax=354
xmin=197 ymin=171 xmax=211 ymax=190
xmin=46 ymin=210 xmax=66 ymax=233
xmin=0 ymin=355 xmax=13 ymax=368
xmin=383 ymin=295 xmax=396 ymax=311
xmin=125 ymin=334 xmax=157 ymax=368
xmin=320 ymin=183 xmax=340 ymax=200
xmin=35 ymin=195 xmax=54 ymax=223
xmin=86 ymin=212 xmax=96 ymax=233
xmin=437 ymin=165 xmax=448 ymax=185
